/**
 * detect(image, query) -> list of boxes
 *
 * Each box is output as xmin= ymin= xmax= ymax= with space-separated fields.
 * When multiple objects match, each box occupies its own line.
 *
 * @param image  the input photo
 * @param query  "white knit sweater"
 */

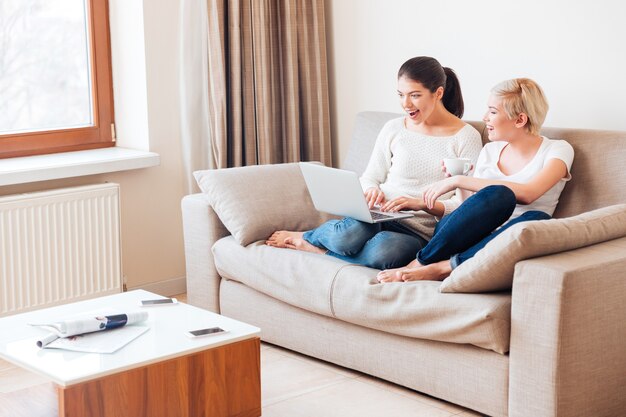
xmin=360 ymin=117 xmax=482 ymax=239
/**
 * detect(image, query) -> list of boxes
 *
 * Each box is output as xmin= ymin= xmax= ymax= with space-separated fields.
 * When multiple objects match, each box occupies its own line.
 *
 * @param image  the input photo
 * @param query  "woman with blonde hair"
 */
xmin=377 ymin=78 xmax=575 ymax=282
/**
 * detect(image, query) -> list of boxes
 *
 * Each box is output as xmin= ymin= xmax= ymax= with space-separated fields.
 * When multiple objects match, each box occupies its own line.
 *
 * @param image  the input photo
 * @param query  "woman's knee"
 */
xmin=439 ymin=185 xmax=515 ymax=236
xmin=479 ymin=185 xmax=516 ymax=208
xmin=327 ymin=218 xmax=378 ymax=254
xmin=364 ymin=231 xmax=422 ymax=269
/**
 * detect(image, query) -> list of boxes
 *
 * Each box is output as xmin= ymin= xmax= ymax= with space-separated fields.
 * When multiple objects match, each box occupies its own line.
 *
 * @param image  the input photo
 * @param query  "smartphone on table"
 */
xmin=186 ymin=327 xmax=228 ymax=338
xmin=138 ymin=297 xmax=178 ymax=306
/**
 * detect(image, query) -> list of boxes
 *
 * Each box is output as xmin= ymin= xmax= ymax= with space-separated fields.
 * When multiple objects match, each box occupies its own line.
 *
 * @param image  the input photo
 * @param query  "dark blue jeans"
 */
xmin=417 ymin=185 xmax=551 ymax=268
xmin=303 ymin=217 xmax=428 ymax=269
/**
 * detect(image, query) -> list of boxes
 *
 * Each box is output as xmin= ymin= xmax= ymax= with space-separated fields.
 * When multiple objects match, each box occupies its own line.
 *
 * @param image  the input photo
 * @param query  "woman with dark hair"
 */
xmin=266 ymin=56 xmax=482 ymax=269
xmin=397 ymin=56 xmax=465 ymax=119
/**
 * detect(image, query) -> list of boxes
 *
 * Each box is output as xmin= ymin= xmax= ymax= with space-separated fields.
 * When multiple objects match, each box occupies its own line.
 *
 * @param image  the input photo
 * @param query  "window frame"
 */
xmin=0 ymin=0 xmax=114 ymax=159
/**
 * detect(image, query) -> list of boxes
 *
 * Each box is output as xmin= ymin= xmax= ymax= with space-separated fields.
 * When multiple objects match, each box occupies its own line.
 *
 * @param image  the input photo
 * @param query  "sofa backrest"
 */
xmin=341 ymin=111 xmax=626 ymax=218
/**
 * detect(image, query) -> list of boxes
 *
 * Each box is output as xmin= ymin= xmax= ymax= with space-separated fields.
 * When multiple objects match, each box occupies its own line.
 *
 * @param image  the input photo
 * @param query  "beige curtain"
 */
xmin=206 ymin=0 xmax=332 ymax=168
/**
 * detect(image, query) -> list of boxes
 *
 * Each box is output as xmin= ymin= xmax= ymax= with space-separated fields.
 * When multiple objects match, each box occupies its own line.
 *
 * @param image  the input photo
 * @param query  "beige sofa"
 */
xmin=181 ymin=111 xmax=626 ymax=417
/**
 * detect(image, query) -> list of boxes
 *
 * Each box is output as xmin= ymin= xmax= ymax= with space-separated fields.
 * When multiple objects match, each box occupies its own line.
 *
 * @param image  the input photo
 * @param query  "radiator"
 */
xmin=0 ymin=183 xmax=122 ymax=317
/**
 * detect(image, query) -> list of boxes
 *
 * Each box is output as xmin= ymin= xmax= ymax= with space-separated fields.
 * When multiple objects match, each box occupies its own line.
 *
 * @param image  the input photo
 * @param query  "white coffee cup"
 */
xmin=443 ymin=158 xmax=472 ymax=176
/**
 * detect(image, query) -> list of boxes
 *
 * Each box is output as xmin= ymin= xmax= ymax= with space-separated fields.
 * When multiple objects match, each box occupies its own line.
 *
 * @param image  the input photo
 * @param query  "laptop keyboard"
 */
xmin=370 ymin=211 xmax=396 ymax=221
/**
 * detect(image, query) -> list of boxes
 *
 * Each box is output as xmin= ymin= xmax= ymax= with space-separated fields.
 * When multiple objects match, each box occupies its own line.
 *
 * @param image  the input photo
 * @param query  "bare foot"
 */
xmin=266 ymin=231 xmax=303 ymax=248
xmin=400 ymin=260 xmax=452 ymax=282
xmin=265 ymin=231 xmax=326 ymax=255
xmin=377 ymin=259 xmax=421 ymax=283
xmin=377 ymin=269 xmax=406 ymax=283
xmin=285 ymin=236 xmax=327 ymax=255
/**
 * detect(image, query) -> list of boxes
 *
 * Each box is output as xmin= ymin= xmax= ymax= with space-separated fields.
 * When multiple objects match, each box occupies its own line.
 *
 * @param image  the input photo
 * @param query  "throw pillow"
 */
xmin=439 ymin=204 xmax=626 ymax=293
xmin=194 ymin=163 xmax=329 ymax=246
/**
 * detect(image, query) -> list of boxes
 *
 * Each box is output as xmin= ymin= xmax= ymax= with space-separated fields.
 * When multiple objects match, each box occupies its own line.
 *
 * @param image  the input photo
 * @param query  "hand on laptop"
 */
xmin=380 ymin=196 xmax=425 ymax=212
xmin=364 ymin=187 xmax=386 ymax=209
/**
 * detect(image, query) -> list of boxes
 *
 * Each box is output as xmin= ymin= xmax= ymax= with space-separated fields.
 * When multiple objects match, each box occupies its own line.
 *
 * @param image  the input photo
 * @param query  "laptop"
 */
xmin=299 ymin=162 xmax=414 ymax=224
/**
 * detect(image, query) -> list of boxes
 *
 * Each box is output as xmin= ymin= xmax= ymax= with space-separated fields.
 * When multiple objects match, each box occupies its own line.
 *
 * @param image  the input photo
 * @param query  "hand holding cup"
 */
xmin=442 ymin=158 xmax=472 ymax=176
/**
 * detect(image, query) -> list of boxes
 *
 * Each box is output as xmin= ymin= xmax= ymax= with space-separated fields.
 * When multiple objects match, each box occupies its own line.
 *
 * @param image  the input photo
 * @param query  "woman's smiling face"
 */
xmin=483 ymin=94 xmax=518 ymax=141
xmin=397 ymin=76 xmax=441 ymax=126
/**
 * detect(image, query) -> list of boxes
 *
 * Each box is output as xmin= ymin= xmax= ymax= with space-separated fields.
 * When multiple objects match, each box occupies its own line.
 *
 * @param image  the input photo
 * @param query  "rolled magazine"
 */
xmin=32 ymin=311 xmax=148 ymax=348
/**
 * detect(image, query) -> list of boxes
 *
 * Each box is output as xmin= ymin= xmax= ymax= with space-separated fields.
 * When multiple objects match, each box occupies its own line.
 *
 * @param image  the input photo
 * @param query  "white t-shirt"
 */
xmin=473 ymin=136 xmax=575 ymax=219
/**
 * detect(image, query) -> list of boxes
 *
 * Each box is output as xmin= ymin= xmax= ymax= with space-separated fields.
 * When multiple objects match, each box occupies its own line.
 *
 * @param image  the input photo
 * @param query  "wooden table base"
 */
xmin=58 ymin=338 xmax=261 ymax=417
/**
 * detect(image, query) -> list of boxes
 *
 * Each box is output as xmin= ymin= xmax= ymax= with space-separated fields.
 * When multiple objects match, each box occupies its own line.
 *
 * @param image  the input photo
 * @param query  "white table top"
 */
xmin=0 ymin=290 xmax=260 ymax=387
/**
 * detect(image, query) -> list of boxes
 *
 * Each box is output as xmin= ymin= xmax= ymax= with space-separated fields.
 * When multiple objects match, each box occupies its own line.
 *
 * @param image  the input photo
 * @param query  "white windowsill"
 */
xmin=0 ymin=147 xmax=160 ymax=186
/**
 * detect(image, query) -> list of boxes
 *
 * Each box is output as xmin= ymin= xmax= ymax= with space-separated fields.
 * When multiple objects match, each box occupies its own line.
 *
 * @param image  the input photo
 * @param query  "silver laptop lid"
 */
xmin=299 ymin=162 xmax=413 ymax=223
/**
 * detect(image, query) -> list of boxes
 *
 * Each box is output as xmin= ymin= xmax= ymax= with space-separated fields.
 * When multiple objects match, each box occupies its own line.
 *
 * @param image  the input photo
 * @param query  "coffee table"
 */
xmin=0 ymin=289 xmax=261 ymax=417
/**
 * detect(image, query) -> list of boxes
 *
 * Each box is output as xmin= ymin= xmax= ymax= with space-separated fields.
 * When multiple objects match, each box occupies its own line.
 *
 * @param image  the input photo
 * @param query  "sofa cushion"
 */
xmin=213 ymin=236 xmax=512 ymax=353
xmin=331 ymin=264 xmax=512 ymax=354
xmin=213 ymin=237 xmax=348 ymax=317
xmin=194 ymin=163 xmax=329 ymax=246
xmin=440 ymin=204 xmax=626 ymax=293
xmin=540 ymin=126 xmax=626 ymax=218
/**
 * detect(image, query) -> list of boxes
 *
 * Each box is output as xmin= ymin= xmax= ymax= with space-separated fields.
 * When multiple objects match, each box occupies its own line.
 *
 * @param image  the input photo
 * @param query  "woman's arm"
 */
xmin=440 ymin=129 xmax=484 ymax=214
xmin=422 ymin=158 xmax=569 ymax=209
xmin=360 ymin=122 xmax=397 ymax=207
xmin=380 ymin=196 xmax=446 ymax=217
xmin=360 ymin=122 xmax=395 ymax=191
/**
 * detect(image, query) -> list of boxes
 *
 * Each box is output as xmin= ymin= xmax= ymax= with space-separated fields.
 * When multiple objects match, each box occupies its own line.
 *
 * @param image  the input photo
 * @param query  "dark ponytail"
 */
xmin=442 ymin=67 xmax=464 ymax=118
xmin=398 ymin=57 xmax=464 ymax=118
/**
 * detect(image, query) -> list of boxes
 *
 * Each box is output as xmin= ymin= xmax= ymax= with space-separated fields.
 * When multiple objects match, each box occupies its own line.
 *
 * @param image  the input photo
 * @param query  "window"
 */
xmin=0 ymin=0 xmax=114 ymax=159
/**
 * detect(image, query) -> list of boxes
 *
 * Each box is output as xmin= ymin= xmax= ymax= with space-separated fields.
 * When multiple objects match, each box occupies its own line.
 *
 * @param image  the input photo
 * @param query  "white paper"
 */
xmin=42 ymin=325 xmax=149 ymax=354
xmin=31 ymin=310 xmax=148 ymax=338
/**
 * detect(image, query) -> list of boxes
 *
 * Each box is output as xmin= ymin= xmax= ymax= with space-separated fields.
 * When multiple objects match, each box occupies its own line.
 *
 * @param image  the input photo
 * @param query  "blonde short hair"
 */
xmin=491 ymin=78 xmax=548 ymax=135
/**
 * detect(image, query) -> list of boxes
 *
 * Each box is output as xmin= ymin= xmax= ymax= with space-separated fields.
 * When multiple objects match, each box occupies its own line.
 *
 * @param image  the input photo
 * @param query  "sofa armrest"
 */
xmin=181 ymin=193 xmax=229 ymax=312
xmin=508 ymin=236 xmax=626 ymax=417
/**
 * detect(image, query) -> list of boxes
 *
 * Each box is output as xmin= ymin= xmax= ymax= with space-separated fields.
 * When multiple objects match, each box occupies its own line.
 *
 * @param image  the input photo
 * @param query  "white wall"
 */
xmin=326 ymin=0 xmax=626 ymax=166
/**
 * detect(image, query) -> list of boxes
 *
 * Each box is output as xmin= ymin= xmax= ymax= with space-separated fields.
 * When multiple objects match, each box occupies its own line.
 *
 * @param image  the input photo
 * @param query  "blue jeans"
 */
xmin=417 ymin=185 xmax=551 ymax=268
xmin=303 ymin=217 xmax=428 ymax=269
